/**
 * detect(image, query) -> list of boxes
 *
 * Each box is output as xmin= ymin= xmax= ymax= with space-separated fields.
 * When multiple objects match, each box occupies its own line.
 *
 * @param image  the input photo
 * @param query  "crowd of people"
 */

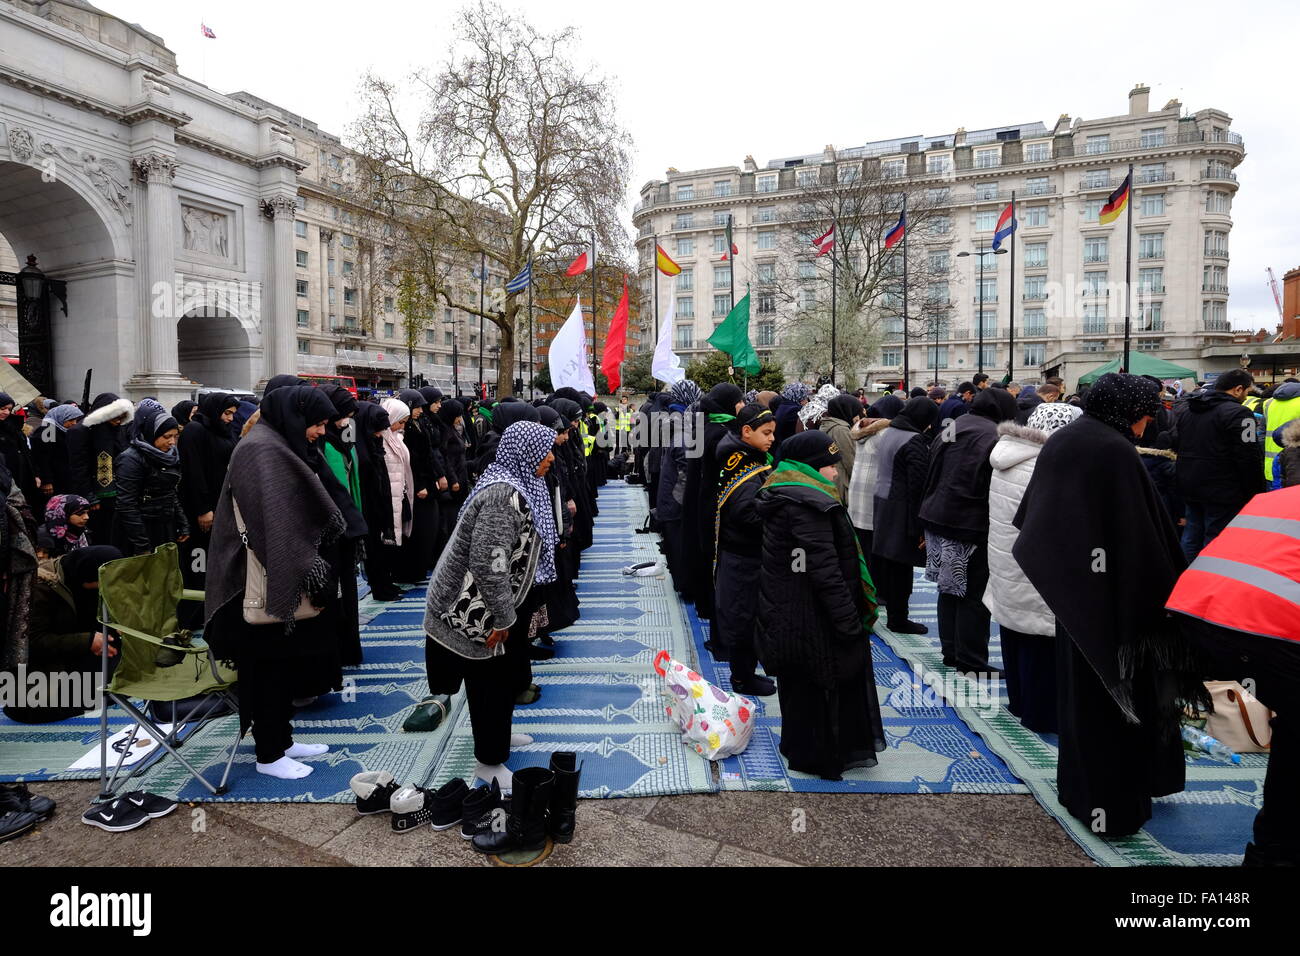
xmin=1 ymin=363 xmax=1297 ymax=865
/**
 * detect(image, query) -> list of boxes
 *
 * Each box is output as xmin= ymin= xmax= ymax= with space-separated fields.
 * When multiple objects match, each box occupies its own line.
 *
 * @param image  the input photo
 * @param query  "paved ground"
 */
xmin=2 ymin=780 xmax=1091 ymax=866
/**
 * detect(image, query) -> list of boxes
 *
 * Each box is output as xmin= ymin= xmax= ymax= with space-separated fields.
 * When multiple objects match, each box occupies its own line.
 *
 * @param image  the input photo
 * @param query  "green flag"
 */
xmin=707 ymin=292 xmax=760 ymax=374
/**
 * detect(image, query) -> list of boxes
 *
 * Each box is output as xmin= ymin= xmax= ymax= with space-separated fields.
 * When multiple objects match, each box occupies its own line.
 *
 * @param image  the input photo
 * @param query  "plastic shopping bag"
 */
xmin=654 ymin=650 xmax=756 ymax=759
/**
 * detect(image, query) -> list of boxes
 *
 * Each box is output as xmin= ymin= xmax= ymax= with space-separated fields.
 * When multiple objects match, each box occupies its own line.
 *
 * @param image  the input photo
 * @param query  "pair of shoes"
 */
xmin=471 ymin=751 xmax=582 ymax=854
xmin=391 ymin=778 xmax=470 ymax=833
xmin=0 ymin=782 xmax=55 ymax=821
xmin=514 ymin=684 xmax=542 ymax=705
xmin=887 ymin=619 xmax=929 ymax=635
xmin=528 ymin=644 xmax=556 ymax=661
xmin=80 ymin=792 xmax=175 ymax=833
xmin=731 ymin=675 xmax=777 ymax=697
xmin=350 ymin=771 xmax=401 ymax=815
xmin=0 ymin=808 xmax=41 ymax=842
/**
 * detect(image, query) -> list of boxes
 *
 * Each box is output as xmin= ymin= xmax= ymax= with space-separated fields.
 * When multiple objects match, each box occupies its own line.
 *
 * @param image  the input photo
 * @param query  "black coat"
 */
xmin=1014 ymin=392 xmax=1043 ymax=426
xmin=111 ymin=443 xmax=189 ymax=556
xmin=0 ymin=419 xmax=38 ymax=510
xmin=178 ymin=411 xmax=236 ymax=521
xmin=754 ymin=481 xmax=871 ymax=689
xmin=355 ymin=429 xmax=393 ymax=541
xmin=1137 ymin=447 xmax=1182 ymax=530
xmin=871 ymin=423 xmax=931 ymax=565
xmin=1171 ymin=390 xmax=1264 ymax=506
xmin=714 ymin=433 xmax=771 ymax=559
xmin=68 ymin=420 xmax=131 ymax=502
xmin=403 ymin=414 xmax=438 ymax=494
xmin=30 ymin=426 xmax=77 ymax=496
xmin=918 ymin=412 xmax=1001 ymax=542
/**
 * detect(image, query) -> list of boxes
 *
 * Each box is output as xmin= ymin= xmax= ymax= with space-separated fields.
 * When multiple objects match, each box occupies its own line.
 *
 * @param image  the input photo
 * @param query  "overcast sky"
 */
xmin=105 ymin=0 xmax=1299 ymax=329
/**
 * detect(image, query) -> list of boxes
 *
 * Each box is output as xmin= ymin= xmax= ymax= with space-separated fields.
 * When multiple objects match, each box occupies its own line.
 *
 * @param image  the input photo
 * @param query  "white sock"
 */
xmin=284 ymin=742 xmax=328 ymax=759
xmin=474 ymin=762 xmax=513 ymax=792
xmin=509 ymin=733 xmax=534 ymax=747
xmin=256 ymin=756 xmax=313 ymax=779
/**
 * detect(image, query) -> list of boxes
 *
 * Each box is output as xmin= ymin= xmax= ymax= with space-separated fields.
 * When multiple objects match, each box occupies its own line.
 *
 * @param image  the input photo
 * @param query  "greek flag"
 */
xmin=506 ymin=261 xmax=532 ymax=294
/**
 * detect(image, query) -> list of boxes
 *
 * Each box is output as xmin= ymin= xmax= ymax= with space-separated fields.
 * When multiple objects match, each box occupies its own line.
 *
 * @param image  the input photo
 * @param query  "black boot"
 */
xmin=460 ymin=779 xmax=502 ymax=841
xmin=471 ymin=767 xmax=554 ymax=855
xmin=548 ymin=752 xmax=581 ymax=845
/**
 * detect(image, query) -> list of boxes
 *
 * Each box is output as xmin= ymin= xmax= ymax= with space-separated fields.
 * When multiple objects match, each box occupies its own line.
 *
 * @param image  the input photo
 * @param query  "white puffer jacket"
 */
xmin=982 ymin=422 xmax=1054 ymax=636
xmin=380 ymin=399 xmax=415 ymax=546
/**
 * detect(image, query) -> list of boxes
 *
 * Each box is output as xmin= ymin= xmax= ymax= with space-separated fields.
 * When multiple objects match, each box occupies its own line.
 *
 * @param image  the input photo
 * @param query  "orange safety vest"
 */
xmin=1165 ymin=484 xmax=1300 ymax=644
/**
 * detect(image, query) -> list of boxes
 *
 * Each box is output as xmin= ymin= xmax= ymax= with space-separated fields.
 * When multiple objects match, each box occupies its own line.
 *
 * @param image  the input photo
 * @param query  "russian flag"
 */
xmin=884 ymin=211 xmax=906 ymax=250
xmin=992 ymin=202 xmax=1017 ymax=251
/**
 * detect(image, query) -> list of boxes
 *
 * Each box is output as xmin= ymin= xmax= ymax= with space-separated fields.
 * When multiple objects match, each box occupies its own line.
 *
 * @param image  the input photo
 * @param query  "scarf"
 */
xmin=670 ymin=380 xmax=702 ymax=408
xmin=131 ymin=399 xmax=180 ymax=465
xmin=459 ymin=421 xmax=558 ymax=584
xmin=782 ymin=382 xmax=813 ymax=404
xmin=1027 ymin=401 xmax=1082 ymax=433
xmin=45 ymin=405 xmax=84 ymax=432
xmin=44 ymin=494 xmax=91 ymax=546
xmin=763 ymin=458 xmax=878 ymax=628
xmin=1084 ymin=372 xmax=1163 ymax=438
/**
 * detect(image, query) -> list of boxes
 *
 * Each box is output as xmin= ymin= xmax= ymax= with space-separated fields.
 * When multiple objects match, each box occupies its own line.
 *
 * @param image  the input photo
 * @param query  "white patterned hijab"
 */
xmin=1027 ymin=401 xmax=1082 ymax=434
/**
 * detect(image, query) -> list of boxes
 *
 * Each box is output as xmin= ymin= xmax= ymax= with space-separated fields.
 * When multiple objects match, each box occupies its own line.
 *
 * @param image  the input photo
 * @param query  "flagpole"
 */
xmin=831 ymin=214 xmax=838 ymax=387
xmin=743 ymin=282 xmax=750 ymax=393
xmin=1008 ymin=190 xmax=1016 ymax=383
xmin=591 ymin=225 xmax=599 ymax=391
xmin=653 ymin=234 xmax=660 ymax=343
xmin=728 ymin=214 xmax=737 ymax=385
xmin=901 ymin=194 xmax=908 ymax=392
xmin=1123 ymin=163 xmax=1134 ymax=373
xmin=478 ymin=251 xmax=485 ymax=398
xmin=528 ymin=255 xmax=534 ymax=398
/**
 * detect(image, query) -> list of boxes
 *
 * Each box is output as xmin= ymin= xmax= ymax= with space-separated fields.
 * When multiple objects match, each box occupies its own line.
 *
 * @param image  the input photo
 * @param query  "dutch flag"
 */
xmin=992 ymin=202 xmax=1017 ymax=251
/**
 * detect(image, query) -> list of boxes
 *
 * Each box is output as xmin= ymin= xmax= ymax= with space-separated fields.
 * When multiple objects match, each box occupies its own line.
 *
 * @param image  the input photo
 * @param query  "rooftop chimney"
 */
xmin=743 ymin=154 xmax=757 ymax=172
xmin=954 ymin=127 xmax=967 ymax=146
xmin=1129 ymin=83 xmax=1150 ymax=116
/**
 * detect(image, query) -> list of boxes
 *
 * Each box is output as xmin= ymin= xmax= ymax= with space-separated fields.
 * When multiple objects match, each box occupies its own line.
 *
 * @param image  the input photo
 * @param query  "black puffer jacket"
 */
xmin=1171 ymin=390 xmax=1264 ymax=506
xmin=714 ymin=433 xmax=771 ymax=559
xmin=111 ymin=442 xmax=188 ymax=555
xmin=754 ymin=480 xmax=871 ymax=689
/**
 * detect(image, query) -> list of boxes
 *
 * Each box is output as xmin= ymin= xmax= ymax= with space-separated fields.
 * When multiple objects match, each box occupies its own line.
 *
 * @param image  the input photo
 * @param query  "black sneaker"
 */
xmin=0 ymin=783 xmax=55 ymax=820
xmin=0 ymin=808 xmax=41 ymax=843
xmin=122 ymin=791 xmax=177 ymax=819
xmin=391 ymin=781 xmax=468 ymax=834
xmin=460 ymin=779 xmax=502 ymax=840
xmin=349 ymin=771 xmax=399 ymax=815
xmin=428 ymin=778 xmax=470 ymax=830
xmin=80 ymin=798 xmax=151 ymax=832
xmin=887 ymin=619 xmax=929 ymax=635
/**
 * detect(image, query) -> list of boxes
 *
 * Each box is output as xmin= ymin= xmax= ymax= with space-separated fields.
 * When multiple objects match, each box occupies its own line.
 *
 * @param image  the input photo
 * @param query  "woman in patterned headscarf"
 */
xmin=1013 ymin=373 xmax=1198 ymax=837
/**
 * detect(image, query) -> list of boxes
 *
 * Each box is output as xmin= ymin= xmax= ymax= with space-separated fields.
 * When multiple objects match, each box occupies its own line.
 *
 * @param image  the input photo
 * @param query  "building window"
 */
xmin=975 ymin=182 xmax=998 ymax=201
xmin=1141 ymin=193 xmax=1166 ymax=217
xmin=1024 ymin=176 xmax=1050 ymax=196
xmin=676 ymin=183 xmax=695 ymax=201
xmin=926 ymin=154 xmax=952 ymax=174
xmin=328 ymin=257 xmax=336 ymax=276
xmin=342 ymin=261 xmax=354 ymax=276
xmin=1022 ymin=342 xmax=1045 ymax=365
xmin=797 ymin=168 xmax=820 ymax=187
xmin=340 ymin=233 xmax=354 ymax=248
xmin=1139 ymin=267 xmax=1165 ymax=292
xmin=756 ymin=262 xmax=776 ymax=283
xmin=714 ymin=180 xmax=733 ymax=197
xmin=297 ymin=309 xmax=309 ymax=328
xmin=1083 ymin=199 xmax=1104 ymax=222
xmin=678 ymin=296 xmax=694 ymax=318
xmin=1140 ymin=127 xmax=1166 ymax=148
xmin=798 ymin=260 xmax=817 ymax=280
xmin=1203 ymin=264 xmax=1227 ymax=292
xmin=675 ymin=213 xmax=693 ymax=230
xmin=838 ymin=164 xmax=860 ymax=183
xmin=714 ymin=265 xmax=731 ymax=287
xmin=979 ymin=344 xmax=997 ymax=367
xmin=1139 ymin=162 xmax=1167 ymax=184
xmin=926 ymin=187 xmax=950 ymax=204
xmin=294 ymin=220 xmax=308 ymax=239
xmin=296 ymin=249 xmax=309 ymax=268
xmin=928 ymin=250 xmax=950 ymax=273
xmin=754 ymin=206 xmax=778 ymax=223
xmin=328 ymin=287 xmax=337 ymax=306
xmin=1139 ymin=301 xmax=1163 ymax=329
xmin=1139 ymin=233 xmax=1165 ymax=259
xmin=927 ymin=216 xmax=951 ymax=236
xmin=713 ymin=293 xmax=732 ymax=316
xmin=1024 ymin=275 xmax=1047 ymax=300
xmin=880 ymin=160 xmax=905 ymax=179
xmin=975 ymin=210 xmax=998 ymax=231
xmin=1085 ymin=134 xmax=1110 ymax=155
xmin=675 ymin=237 xmax=695 ymax=257
xmin=1082 ymin=304 xmax=1107 ymax=334
xmin=1083 ymin=236 xmax=1109 ymax=263
xmin=926 ymin=281 xmax=950 ymax=306
xmin=1023 ymin=309 xmax=1047 ymax=335
xmin=1206 ymin=191 xmax=1231 ymax=214
xmin=712 ymin=210 xmax=731 ymax=227
xmin=799 ymin=288 xmax=816 ymax=310
xmin=425 ymin=328 xmax=435 ymax=344
xmin=1136 ymin=339 xmax=1163 ymax=352
xmin=1204 ymin=229 xmax=1229 ymax=256
xmin=757 ymin=174 xmax=777 ymax=193
xmin=756 ymin=294 xmax=776 ymax=315
xmin=1024 ymin=142 xmax=1050 ymax=163
xmin=713 ymin=234 xmax=728 ymax=255
xmin=1024 ymin=242 xmax=1047 ymax=268
xmin=674 ymin=325 xmax=693 ymax=349
xmin=757 ymin=230 xmax=777 ymax=251
xmin=756 ymin=321 xmax=776 ymax=346
xmin=927 ymin=346 xmax=948 ymax=367
xmin=297 ymin=339 xmax=309 ymax=354
xmin=977 ymin=311 xmax=997 ymax=336
xmin=881 ymin=348 xmax=901 ymax=366
xmin=1084 ymin=169 xmax=1111 ymax=190
xmin=1024 ymin=205 xmax=1048 ymax=227
xmin=384 ymin=296 xmax=394 ymax=312
xmin=343 ymin=288 xmax=357 ymax=306
xmin=974 ymin=148 xmax=1000 ymax=169
xmin=296 ymin=279 xmax=309 ymax=297
xmin=444 ymin=330 xmax=453 ymax=346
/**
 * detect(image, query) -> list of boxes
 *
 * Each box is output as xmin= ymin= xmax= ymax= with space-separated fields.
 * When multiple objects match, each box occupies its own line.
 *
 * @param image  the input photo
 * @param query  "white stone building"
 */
xmin=631 ymin=85 xmax=1245 ymax=388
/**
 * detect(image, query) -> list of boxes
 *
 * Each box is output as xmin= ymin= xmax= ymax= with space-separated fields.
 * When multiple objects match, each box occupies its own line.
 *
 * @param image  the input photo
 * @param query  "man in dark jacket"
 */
xmin=1171 ymin=368 xmax=1264 ymax=560
xmin=713 ymin=404 xmax=776 ymax=694
xmin=935 ymin=382 xmax=975 ymax=431
xmin=919 ymin=387 xmax=1017 ymax=673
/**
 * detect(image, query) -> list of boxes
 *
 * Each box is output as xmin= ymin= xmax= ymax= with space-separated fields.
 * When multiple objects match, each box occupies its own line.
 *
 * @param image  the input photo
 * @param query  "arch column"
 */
xmin=260 ymin=195 xmax=298 ymax=383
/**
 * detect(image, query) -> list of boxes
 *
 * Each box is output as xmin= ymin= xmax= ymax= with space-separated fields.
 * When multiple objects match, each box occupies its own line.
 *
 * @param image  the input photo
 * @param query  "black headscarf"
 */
xmin=1084 ymin=373 xmax=1162 ymax=438
xmin=259 ymin=385 xmax=336 ymax=467
xmin=893 ymin=396 xmax=940 ymax=433
xmin=867 ymin=394 xmax=905 ymax=419
xmin=320 ymin=385 xmax=358 ymax=421
xmin=826 ymin=394 xmax=861 ymax=424
xmin=492 ymin=401 xmax=541 ymax=431
xmin=264 ymin=374 xmax=304 ymax=396
xmin=398 ymin=388 xmax=426 ymax=411
xmin=171 ymin=400 xmax=198 ymax=425
xmin=197 ymin=392 xmax=239 ymax=437
xmin=701 ymin=383 xmax=744 ymax=417
xmin=778 ymin=429 xmax=841 ymax=469
xmin=537 ymin=406 xmax=564 ymax=432
xmin=437 ymin=399 xmax=465 ymax=428
xmin=0 ymin=391 xmax=14 ymax=409
xmin=971 ymin=387 xmax=1018 ymax=423
xmin=61 ymin=545 xmax=123 ymax=623
xmin=549 ymin=397 xmax=582 ymax=425
xmin=420 ymin=387 xmax=444 ymax=406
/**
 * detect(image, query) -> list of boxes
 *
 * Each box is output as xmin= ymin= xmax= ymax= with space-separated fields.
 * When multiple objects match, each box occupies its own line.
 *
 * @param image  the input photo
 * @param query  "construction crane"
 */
xmin=1267 ymin=267 xmax=1284 ymax=322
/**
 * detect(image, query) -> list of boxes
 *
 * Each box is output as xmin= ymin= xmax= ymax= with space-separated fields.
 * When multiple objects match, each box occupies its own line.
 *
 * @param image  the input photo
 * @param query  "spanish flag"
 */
xmin=1099 ymin=172 xmax=1131 ymax=225
xmin=655 ymin=244 xmax=682 ymax=276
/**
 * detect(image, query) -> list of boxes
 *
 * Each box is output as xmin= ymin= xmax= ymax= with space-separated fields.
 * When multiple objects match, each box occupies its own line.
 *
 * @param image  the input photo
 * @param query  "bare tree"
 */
xmin=758 ymin=157 xmax=960 ymax=386
xmin=347 ymin=0 xmax=632 ymax=396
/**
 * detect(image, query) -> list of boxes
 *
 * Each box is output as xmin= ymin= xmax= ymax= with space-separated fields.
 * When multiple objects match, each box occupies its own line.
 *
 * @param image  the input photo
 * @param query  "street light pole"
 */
xmin=958 ymin=244 xmax=1007 ymax=379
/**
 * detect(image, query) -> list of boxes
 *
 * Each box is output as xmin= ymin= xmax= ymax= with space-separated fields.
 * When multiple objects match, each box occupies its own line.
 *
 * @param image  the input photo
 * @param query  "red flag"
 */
xmin=812 ymin=225 xmax=835 ymax=257
xmin=565 ymin=246 xmax=593 ymax=276
xmin=719 ymin=243 xmax=739 ymax=261
xmin=601 ymin=277 xmax=630 ymax=392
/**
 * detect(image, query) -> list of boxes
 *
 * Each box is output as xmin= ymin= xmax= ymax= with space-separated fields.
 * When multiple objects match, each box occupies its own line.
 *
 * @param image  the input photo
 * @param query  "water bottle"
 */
xmin=1181 ymin=724 xmax=1242 ymax=764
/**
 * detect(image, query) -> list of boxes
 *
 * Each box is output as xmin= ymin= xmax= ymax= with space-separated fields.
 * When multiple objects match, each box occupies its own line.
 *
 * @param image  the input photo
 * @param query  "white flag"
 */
xmin=549 ymin=297 xmax=596 ymax=394
xmin=651 ymin=291 xmax=685 ymax=385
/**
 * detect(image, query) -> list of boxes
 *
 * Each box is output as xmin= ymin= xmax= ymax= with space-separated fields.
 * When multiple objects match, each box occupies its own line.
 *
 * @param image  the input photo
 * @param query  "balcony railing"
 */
xmin=973 ymin=293 xmax=999 ymax=303
xmin=1078 ymin=178 xmax=1113 ymax=192
xmin=1022 ymin=291 xmax=1048 ymax=302
xmin=1021 ymin=184 xmax=1057 ymax=197
xmin=671 ymin=221 xmax=696 ymax=232
xmin=331 ymin=323 xmax=364 ymax=336
xmin=1137 ymin=171 xmax=1175 ymax=184
xmin=1138 ymin=249 xmax=1165 ymax=259
xmin=1204 ymin=246 xmax=1229 ymax=258
xmin=1021 ymin=324 xmax=1049 ymax=337
xmin=1203 ymin=282 xmax=1230 ymax=293
xmin=1139 ymin=284 xmax=1166 ymax=294
xmin=1202 ymin=319 xmax=1232 ymax=333
xmin=1023 ymin=258 xmax=1048 ymax=269
xmin=1202 ymin=168 xmax=1238 ymax=182
xmin=1083 ymin=253 xmax=1109 ymax=264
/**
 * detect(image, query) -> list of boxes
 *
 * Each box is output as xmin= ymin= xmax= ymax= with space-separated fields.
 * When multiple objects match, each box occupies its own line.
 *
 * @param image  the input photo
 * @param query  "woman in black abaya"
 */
xmin=1013 ymin=373 xmax=1199 ymax=837
xmin=681 ymin=382 xmax=744 ymax=617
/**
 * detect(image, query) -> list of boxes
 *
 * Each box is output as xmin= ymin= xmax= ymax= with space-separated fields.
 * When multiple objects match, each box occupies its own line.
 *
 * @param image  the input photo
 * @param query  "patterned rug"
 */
xmin=875 ymin=572 xmax=1270 ymax=866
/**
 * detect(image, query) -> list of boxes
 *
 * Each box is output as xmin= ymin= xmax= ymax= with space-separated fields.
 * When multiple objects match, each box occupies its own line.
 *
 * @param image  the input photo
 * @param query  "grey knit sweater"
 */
xmin=423 ymin=482 xmax=540 ymax=660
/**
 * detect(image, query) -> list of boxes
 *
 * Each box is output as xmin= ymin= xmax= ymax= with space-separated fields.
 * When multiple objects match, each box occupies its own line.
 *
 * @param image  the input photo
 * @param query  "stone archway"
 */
xmin=0 ymin=159 xmax=132 ymax=399
xmin=177 ymin=305 xmax=257 ymax=392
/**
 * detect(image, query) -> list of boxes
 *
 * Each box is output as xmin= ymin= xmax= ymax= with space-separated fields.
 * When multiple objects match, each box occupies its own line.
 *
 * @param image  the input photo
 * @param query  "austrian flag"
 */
xmin=812 ymin=225 xmax=835 ymax=258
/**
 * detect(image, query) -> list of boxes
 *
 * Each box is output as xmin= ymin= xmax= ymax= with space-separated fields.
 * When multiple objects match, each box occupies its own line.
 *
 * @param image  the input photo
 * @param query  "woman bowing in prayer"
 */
xmin=1013 ymin=373 xmax=1201 ymax=837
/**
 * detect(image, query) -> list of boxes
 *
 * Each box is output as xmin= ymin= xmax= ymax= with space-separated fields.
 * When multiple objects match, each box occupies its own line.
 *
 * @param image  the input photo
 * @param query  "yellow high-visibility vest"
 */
xmin=1264 ymin=395 xmax=1300 ymax=482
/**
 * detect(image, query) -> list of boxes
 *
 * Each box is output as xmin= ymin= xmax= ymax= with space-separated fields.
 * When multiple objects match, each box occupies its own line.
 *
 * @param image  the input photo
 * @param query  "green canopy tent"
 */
xmin=1076 ymin=353 xmax=1197 ymax=386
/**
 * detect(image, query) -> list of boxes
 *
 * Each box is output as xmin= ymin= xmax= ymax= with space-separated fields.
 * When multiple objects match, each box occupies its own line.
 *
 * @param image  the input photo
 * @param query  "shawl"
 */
xmin=460 ymin=421 xmax=558 ymax=584
xmin=701 ymin=383 xmax=743 ymax=424
xmin=260 ymin=387 xmax=336 ymax=467
xmin=204 ymin=404 xmax=345 ymax=628
xmin=1084 ymin=372 xmax=1162 ymax=438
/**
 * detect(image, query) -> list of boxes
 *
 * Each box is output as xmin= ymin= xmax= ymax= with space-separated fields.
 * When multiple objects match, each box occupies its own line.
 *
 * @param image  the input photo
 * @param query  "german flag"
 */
xmin=1099 ymin=172 xmax=1131 ymax=225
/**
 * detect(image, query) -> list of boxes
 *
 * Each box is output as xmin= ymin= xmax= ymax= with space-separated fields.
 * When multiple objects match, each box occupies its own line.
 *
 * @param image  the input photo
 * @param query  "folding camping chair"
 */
xmin=95 ymin=543 xmax=240 ymax=799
